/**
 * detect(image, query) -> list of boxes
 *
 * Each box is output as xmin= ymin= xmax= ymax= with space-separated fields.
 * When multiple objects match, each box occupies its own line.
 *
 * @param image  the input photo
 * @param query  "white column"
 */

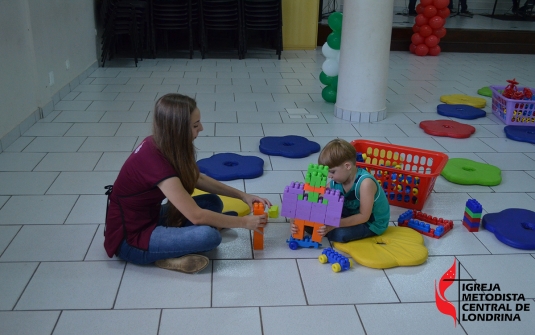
xmin=334 ymin=0 xmax=394 ymax=122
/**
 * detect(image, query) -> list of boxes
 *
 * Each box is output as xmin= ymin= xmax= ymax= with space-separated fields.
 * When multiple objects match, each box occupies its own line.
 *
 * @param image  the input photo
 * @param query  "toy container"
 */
xmin=351 ymin=140 xmax=449 ymax=211
xmin=490 ymin=85 xmax=535 ymax=126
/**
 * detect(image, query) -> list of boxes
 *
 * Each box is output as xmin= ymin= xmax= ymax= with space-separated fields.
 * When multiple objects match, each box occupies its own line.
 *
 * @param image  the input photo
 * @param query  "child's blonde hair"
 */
xmin=318 ymin=139 xmax=356 ymax=168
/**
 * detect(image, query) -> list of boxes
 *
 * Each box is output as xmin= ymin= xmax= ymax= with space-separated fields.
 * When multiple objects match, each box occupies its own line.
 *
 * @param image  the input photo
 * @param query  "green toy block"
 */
xmin=298 ymin=194 xmax=303 ymax=200
xmin=464 ymin=207 xmax=482 ymax=218
xmin=308 ymin=192 xmax=319 ymax=203
xmin=268 ymin=205 xmax=279 ymax=218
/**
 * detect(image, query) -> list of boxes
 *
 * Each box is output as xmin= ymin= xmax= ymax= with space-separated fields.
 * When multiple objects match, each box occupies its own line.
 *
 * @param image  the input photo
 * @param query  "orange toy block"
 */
xmin=253 ymin=203 xmax=265 ymax=250
xmin=292 ymin=219 xmax=324 ymax=243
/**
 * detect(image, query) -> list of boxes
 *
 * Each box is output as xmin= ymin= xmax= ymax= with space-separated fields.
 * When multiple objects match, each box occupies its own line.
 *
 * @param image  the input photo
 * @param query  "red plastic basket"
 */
xmin=490 ymin=85 xmax=535 ymax=126
xmin=351 ymin=140 xmax=449 ymax=211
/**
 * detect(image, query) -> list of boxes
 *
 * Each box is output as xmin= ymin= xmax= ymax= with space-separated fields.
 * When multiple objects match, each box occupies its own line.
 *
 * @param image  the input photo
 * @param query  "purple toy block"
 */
xmin=310 ymin=201 xmax=327 ymax=223
xmin=323 ymin=188 xmax=341 ymax=202
xmin=324 ymin=193 xmax=343 ymax=227
xmin=281 ymin=182 xmax=305 ymax=218
xmin=295 ymin=198 xmax=312 ymax=221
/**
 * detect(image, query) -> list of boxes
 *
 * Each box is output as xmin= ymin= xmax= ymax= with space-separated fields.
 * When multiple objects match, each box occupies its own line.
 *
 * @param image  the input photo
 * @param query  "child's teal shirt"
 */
xmin=329 ymin=167 xmax=390 ymax=235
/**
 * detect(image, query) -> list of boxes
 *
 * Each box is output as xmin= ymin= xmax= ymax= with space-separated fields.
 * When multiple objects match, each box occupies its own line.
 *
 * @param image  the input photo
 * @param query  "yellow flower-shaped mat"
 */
xmin=193 ymin=189 xmax=250 ymax=216
xmin=440 ymin=94 xmax=486 ymax=108
xmin=333 ymin=226 xmax=428 ymax=269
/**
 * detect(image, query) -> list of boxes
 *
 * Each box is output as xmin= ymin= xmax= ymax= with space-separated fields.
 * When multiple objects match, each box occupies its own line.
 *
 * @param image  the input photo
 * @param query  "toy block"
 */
xmin=268 ymin=205 xmax=279 ymax=218
xmin=281 ymin=193 xmax=298 ymax=218
xmin=324 ymin=191 xmax=344 ymax=227
xmin=308 ymin=191 xmax=319 ymax=203
xmin=463 ymin=214 xmax=480 ymax=225
xmin=466 ymin=199 xmax=482 ymax=214
xmin=464 ymin=207 xmax=482 ymax=219
xmin=253 ymin=202 xmax=266 ymax=250
xmin=463 ymin=221 xmax=480 ymax=232
xmin=307 ymin=221 xmax=325 ymax=243
xmin=292 ymin=219 xmax=306 ymax=240
xmin=295 ymin=198 xmax=312 ymax=221
xmin=310 ymin=201 xmax=327 ymax=223
xmin=319 ymin=247 xmax=350 ymax=272
xmin=287 ymin=236 xmax=321 ymax=250
xmin=397 ymin=209 xmax=453 ymax=239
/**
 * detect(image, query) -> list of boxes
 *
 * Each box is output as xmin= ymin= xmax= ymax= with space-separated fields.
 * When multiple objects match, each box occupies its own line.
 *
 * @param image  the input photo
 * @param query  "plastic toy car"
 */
xmin=318 ymin=247 xmax=351 ymax=272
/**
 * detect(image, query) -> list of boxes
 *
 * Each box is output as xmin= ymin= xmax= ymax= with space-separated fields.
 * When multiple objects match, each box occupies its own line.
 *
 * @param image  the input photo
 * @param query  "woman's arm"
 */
xmin=158 ymin=177 xmax=267 ymax=231
xmin=196 ymin=173 xmax=272 ymax=209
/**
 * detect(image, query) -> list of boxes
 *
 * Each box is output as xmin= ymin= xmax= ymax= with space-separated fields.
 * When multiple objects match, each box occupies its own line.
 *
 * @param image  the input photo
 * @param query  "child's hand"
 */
xmin=291 ymin=220 xmax=299 ymax=234
xmin=317 ymin=225 xmax=335 ymax=237
xmin=244 ymin=213 xmax=267 ymax=234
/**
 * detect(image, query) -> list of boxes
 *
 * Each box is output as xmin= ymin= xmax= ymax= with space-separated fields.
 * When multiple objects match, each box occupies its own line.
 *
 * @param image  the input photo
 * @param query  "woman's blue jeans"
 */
xmin=117 ymin=194 xmax=224 ymax=264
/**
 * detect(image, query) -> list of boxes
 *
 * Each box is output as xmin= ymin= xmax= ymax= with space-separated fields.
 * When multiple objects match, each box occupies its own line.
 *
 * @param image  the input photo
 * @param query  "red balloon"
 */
xmin=419 ymin=24 xmax=433 ymax=37
xmin=411 ymin=33 xmax=425 ymax=46
xmin=438 ymin=7 xmax=450 ymax=18
xmin=416 ymin=4 xmax=425 ymax=14
xmin=412 ymin=25 xmax=421 ymax=33
xmin=421 ymin=0 xmax=433 ymax=6
xmin=424 ymin=35 xmax=440 ymax=47
xmin=429 ymin=45 xmax=441 ymax=56
xmin=415 ymin=14 xmax=429 ymax=27
xmin=415 ymin=44 xmax=429 ymax=56
xmin=433 ymin=0 xmax=450 ymax=10
xmin=423 ymin=5 xmax=438 ymax=18
xmin=410 ymin=43 xmax=417 ymax=54
xmin=428 ymin=15 xmax=445 ymax=29
xmin=433 ymin=27 xmax=447 ymax=38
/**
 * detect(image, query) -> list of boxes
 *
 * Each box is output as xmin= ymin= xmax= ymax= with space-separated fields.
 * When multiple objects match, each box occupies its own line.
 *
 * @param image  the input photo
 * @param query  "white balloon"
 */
xmin=322 ymin=58 xmax=339 ymax=77
xmin=322 ymin=43 xmax=339 ymax=59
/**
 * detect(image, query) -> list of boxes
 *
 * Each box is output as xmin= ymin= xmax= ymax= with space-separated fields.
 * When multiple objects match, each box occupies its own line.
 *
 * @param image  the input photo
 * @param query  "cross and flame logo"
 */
xmin=435 ymin=258 xmax=457 ymax=326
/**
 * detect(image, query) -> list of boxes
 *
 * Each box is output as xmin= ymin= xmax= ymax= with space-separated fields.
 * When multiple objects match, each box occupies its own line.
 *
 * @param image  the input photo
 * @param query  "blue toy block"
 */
xmin=398 ymin=209 xmax=414 ymax=224
xmin=287 ymin=236 xmax=321 ymax=250
xmin=319 ymin=247 xmax=350 ymax=272
xmin=408 ymin=219 xmax=431 ymax=233
xmin=465 ymin=199 xmax=482 ymax=214
xmin=434 ymin=226 xmax=444 ymax=237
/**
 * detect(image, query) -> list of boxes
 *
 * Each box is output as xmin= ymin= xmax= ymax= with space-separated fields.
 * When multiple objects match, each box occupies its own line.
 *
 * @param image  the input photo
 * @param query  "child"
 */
xmin=292 ymin=139 xmax=390 ymax=242
xmin=104 ymin=93 xmax=271 ymax=273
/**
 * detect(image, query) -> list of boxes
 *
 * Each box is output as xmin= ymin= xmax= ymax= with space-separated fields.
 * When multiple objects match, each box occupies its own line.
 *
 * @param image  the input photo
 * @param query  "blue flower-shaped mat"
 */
xmin=504 ymin=125 xmax=535 ymax=144
xmin=437 ymin=104 xmax=486 ymax=120
xmin=482 ymin=208 xmax=535 ymax=250
xmin=197 ymin=153 xmax=264 ymax=181
xmin=259 ymin=135 xmax=320 ymax=158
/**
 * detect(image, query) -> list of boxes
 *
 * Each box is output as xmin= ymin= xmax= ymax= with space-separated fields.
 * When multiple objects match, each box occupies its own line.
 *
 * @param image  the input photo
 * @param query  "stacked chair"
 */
xmin=199 ymin=0 xmax=245 ymax=59
xmin=242 ymin=0 xmax=282 ymax=59
xmin=100 ymin=0 xmax=152 ymax=67
xmin=150 ymin=0 xmax=199 ymax=59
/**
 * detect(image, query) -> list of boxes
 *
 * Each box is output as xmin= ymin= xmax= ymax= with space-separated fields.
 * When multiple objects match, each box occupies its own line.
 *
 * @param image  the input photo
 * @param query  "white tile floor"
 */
xmin=2 ymin=39 xmax=535 ymax=335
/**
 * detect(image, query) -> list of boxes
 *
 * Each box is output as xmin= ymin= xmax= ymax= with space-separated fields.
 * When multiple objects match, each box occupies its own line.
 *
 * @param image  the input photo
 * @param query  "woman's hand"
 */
xmin=317 ymin=225 xmax=335 ymax=237
xmin=243 ymin=213 xmax=268 ymax=234
xmin=241 ymin=193 xmax=272 ymax=211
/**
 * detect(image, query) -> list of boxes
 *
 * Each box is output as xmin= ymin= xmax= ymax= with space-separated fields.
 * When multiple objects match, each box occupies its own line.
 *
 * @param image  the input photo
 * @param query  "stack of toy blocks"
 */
xmin=397 ymin=209 xmax=453 ymax=238
xmin=281 ymin=163 xmax=344 ymax=244
xmin=253 ymin=203 xmax=279 ymax=250
xmin=463 ymin=199 xmax=482 ymax=232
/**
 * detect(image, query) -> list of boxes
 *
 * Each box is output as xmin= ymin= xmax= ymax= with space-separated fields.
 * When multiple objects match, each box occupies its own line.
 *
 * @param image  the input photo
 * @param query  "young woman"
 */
xmin=104 ymin=93 xmax=270 ymax=273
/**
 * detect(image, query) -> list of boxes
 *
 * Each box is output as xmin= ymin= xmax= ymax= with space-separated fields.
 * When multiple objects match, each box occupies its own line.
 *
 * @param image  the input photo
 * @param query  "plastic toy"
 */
xmin=419 ymin=120 xmax=476 ymax=138
xmin=501 ymin=78 xmax=533 ymax=100
xmin=477 ymin=86 xmax=492 ymax=97
xmin=504 ymin=126 xmax=535 ymax=144
xmin=397 ymin=209 xmax=453 ymax=238
xmin=437 ymin=104 xmax=486 ymax=120
xmin=439 ymin=95 xmax=486 ymax=108
xmin=253 ymin=202 xmax=265 ymax=250
xmin=318 ymin=247 xmax=350 ymax=272
xmin=281 ymin=163 xmax=344 ymax=249
xmin=268 ymin=205 xmax=279 ymax=218
xmin=482 ymin=208 xmax=535 ymax=250
xmin=333 ymin=226 xmax=428 ymax=269
xmin=463 ymin=199 xmax=482 ymax=232
xmin=490 ymin=84 xmax=535 ymax=126
xmin=259 ymin=135 xmax=320 ymax=158
xmin=286 ymin=236 xmax=321 ymax=249
xmin=197 ymin=153 xmax=264 ymax=181
xmin=441 ymin=158 xmax=502 ymax=186
xmin=192 ymin=189 xmax=250 ymax=216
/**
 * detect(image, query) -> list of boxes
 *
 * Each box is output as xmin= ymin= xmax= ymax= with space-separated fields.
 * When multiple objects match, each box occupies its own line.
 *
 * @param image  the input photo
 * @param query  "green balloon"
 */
xmin=322 ymin=86 xmax=337 ymax=103
xmin=319 ymin=72 xmax=338 ymax=86
xmin=327 ymin=32 xmax=341 ymax=50
xmin=328 ymin=12 xmax=343 ymax=32
xmin=331 ymin=76 xmax=339 ymax=90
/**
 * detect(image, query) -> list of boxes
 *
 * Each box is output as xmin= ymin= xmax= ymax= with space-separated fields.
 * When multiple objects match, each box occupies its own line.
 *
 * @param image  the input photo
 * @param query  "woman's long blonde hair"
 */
xmin=152 ymin=93 xmax=199 ymax=226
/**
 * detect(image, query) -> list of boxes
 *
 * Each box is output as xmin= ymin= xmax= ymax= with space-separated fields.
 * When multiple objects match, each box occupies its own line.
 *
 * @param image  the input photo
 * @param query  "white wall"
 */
xmin=0 ymin=0 xmax=97 ymax=150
